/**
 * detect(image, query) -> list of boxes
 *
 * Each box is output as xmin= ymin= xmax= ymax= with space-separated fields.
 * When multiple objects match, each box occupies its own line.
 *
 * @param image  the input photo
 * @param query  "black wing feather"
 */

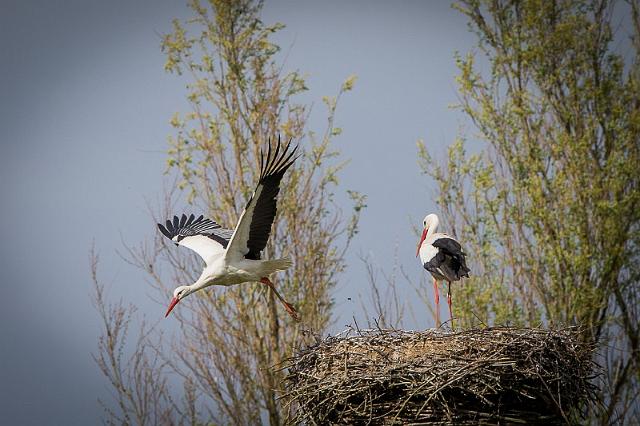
xmin=159 ymin=223 xmax=173 ymax=239
xmin=432 ymin=237 xmax=463 ymax=255
xmin=244 ymin=136 xmax=299 ymax=260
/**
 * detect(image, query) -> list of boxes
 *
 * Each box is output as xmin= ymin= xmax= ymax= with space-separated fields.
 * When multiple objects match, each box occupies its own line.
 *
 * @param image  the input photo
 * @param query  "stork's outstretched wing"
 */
xmin=157 ymin=214 xmax=234 ymax=265
xmin=225 ymin=137 xmax=299 ymax=262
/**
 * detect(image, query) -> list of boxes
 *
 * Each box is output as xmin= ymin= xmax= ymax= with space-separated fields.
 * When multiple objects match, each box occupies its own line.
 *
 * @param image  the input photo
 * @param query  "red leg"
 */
xmin=447 ymin=281 xmax=454 ymax=329
xmin=433 ymin=278 xmax=441 ymax=328
xmin=260 ymin=277 xmax=299 ymax=321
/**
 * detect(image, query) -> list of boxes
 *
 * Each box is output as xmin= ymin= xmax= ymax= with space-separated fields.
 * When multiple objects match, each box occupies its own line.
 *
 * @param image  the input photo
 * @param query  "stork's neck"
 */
xmin=426 ymin=215 xmax=439 ymax=239
xmin=191 ymin=273 xmax=214 ymax=291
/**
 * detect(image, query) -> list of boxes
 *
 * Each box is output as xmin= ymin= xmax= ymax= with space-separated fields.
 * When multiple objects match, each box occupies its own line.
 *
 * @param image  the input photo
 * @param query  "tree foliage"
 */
xmin=419 ymin=0 xmax=639 ymax=422
xmin=93 ymin=0 xmax=362 ymax=424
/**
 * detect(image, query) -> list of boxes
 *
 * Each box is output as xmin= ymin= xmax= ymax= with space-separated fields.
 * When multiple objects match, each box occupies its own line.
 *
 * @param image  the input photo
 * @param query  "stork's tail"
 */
xmin=263 ymin=257 xmax=293 ymax=274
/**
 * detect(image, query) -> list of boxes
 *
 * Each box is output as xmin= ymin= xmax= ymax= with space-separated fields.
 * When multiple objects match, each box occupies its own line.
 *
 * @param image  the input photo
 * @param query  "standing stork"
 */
xmin=158 ymin=137 xmax=299 ymax=320
xmin=416 ymin=213 xmax=470 ymax=327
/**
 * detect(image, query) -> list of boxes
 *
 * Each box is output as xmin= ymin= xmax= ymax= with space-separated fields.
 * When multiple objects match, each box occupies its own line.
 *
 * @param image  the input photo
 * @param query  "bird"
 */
xmin=158 ymin=137 xmax=300 ymax=320
xmin=416 ymin=213 xmax=470 ymax=327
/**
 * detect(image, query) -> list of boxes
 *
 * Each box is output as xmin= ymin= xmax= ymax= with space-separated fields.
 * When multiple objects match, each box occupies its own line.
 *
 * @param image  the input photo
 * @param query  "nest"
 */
xmin=284 ymin=327 xmax=597 ymax=425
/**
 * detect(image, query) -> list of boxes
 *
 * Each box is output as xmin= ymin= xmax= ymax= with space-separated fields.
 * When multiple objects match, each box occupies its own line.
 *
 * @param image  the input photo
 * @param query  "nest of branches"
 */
xmin=284 ymin=327 xmax=597 ymax=425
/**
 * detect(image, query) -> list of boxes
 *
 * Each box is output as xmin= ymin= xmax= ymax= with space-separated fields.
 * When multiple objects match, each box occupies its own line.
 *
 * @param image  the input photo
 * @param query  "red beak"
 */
xmin=165 ymin=296 xmax=180 ymax=317
xmin=416 ymin=228 xmax=428 ymax=257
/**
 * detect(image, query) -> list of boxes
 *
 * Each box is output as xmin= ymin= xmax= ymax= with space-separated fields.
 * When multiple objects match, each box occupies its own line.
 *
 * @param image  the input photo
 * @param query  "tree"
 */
xmin=93 ymin=0 xmax=363 ymax=424
xmin=419 ymin=0 xmax=639 ymax=422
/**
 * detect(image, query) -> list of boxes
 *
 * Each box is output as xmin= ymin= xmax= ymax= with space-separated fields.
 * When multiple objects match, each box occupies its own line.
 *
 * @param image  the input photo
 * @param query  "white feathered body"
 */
xmin=196 ymin=256 xmax=292 ymax=288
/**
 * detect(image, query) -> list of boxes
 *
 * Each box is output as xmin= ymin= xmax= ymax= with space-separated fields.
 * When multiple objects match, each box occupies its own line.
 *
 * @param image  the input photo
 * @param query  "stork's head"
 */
xmin=165 ymin=285 xmax=193 ymax=317
xmin=416 ymin=213 xmax=440 ymax=257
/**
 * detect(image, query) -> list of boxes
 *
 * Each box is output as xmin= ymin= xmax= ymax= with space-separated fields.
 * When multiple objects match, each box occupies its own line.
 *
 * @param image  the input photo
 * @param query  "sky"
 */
xmin=0 ymin=1 xmax=480 ymax=424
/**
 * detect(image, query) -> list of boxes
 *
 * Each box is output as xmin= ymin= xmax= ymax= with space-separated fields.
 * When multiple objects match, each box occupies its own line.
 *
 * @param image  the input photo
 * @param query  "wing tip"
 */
xmin=259 ymin=134 xmax=299 ymax=180
xmin=157 ymin=223 xmax=172 ymax=239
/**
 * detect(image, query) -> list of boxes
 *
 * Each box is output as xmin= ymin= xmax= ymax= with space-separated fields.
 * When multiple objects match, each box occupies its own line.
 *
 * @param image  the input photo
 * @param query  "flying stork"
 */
xmin=416 ymin=213 xmax=470 ymax=327
xmin=158 ymin=137 xmax=299 ymax=320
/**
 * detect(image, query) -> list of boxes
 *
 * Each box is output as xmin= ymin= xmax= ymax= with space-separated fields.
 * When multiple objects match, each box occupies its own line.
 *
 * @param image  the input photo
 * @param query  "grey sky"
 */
xmin=0 ymin=1 xmax=477 ymax=424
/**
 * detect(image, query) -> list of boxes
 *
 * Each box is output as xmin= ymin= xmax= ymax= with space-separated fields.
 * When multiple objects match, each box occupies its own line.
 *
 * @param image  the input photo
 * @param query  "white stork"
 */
xmin=158 ymin=137 xmax=299 ymax=320
xmin=416 ymin=213 xmax=470 ymax=327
